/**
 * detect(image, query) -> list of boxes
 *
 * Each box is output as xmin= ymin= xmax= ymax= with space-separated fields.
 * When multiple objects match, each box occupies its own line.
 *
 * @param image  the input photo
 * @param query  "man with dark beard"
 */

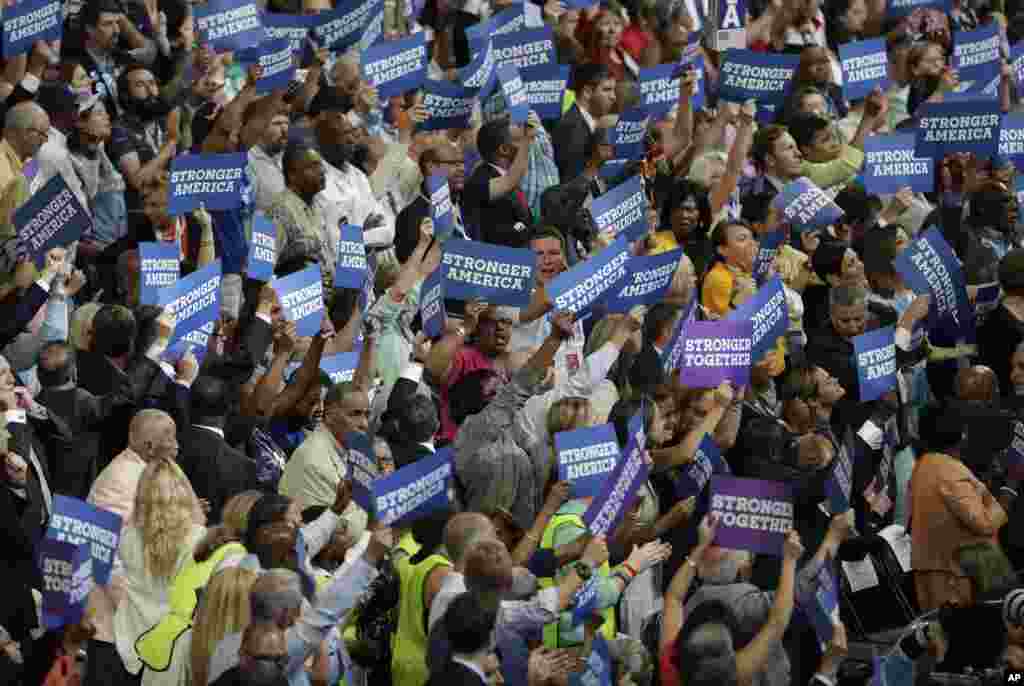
xmin=249 ymin=110 xmax=290 ymax=211
xmin=110 ymin=65 xmax=177 ymax=225
xmin=310 ymin=91 xmax=395 ymax=266
xmin=265 ymin=144 xmax=329 ymax=285
xmin=395 ymin=142 xmax=468 ymax=263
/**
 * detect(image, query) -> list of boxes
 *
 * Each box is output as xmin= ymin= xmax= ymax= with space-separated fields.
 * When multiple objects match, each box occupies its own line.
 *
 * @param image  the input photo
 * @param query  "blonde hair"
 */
xmin=545 ymin=397 xmax=592 ymax=484
xmin=133 ymin=459 xmax=200 ymax=581
xmin=69 ymin=302 xmax=102 ymax=352
xmin=775 ymin=246 xmax=809 ymax=288
xmin=222 ymin=490 xmax=263 ymax=538
xmin=688 ymin=151 xmax=728 ymax=189
xmin=190 ymin=568 xmax=257 ymax=686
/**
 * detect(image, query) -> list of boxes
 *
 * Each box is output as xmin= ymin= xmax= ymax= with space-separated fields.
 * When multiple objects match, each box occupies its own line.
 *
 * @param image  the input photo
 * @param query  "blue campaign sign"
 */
xmin=420 ymin=267 xmax=446 ymax=339
xmin=915 ymin=99 xmax=1002 ymax=158
xmin=426 ymin=174 xmax=456 ymax=243
xmin=639 ymin=64 xmax=682 ymax=122
xmin=335 ymin=224 xmax=368 ymax=289
xmin=718 ymin=50 xmax=800 ymax=110
xmin=493 ymin=27 xmax=557 ymax=71
xmin=600 ymin=109 xmax=650 ymax=181
xmin=195 ymin=0 xmax=264 ymax=52
xmin=37 ymin=539 xmax=93 ymax=630
xmin=864 ymin=134 xmax=935 ymax=194
xmin=1008 ymin=421 xmax=1024 ymax=480
xmin=583 ymin=410 xmax=650 ymax=537
xmin=440 ymin=239 xmax=535 ymax=306
xmin=1000 ymin=113 xmax=1024 ymax=172
xmin=726 ymin=276 xmax=789 ymax=363
xmin=673 ymin=433 xmax=730 ymax=500
xmin=263 ymin=12 xmax=317 ymax=54
xmin=772 ymin=177 xmax=844 ymax=230
xmin=468 ymin=5 xmax=529 ymax=52
xmin=569 ymin=636 xmax=613 ymax=686
xmin=346 ymin=431 xmax=379 ymax=514
xmin=138 ymin=242 xmax=180 ymax=306
xmin=854 ymin=326 xmax=897 ymax=402
xmin=362 ymin=32 xmax=428 ymax=99
xmin=801 ymin=565 xmax=840 ymax=649
xmin=555 ymin=423 xmax=622 ymax=499
xmin=973 ymin=282 xmax=1002 ymax=324
xmin=521 ymin=64 xmax=570 ymax=121
xmin=168 ymin=153 xmax=248 ymax=214
xmin=497 ymin=63 xmax=530 ymax=124
xmin=320 ymin=351 xmax=359 ymax=385
xmin=2 ymin=0 xmax=61 ymax=57
xmin=419 ymin=79 xmax=477 ymax=132
xmin=591 ymin=176 xmax=648 ymax=242
xmin=459 ymin=38 xmax=498 ymax=101
xmin=312 ymin=0 xmax=383 ymax=53
xmin=373 ymin=447 xmax=455 ymax=526
xmin=840 ymin=38 xmax=889 ymax=102
xmin=548 ymin=235 xmax=631 ymax=317
xmin=15 ymin=174 xmax=91 ymax=267
xmin=247 ymin=211 xmax=276 ymax=281
xmin=571 ymin=574 xmax=600 ymax=627
xmin=604 ymin=249 xmax=682 ymax=313
xmin=46 ymin=495 xmax=122 ymax=586
xmin=893 ymin=227 xmax=974 ymax=339
xmin=662 ymin=294 xmax=698 ymax=374
xmin=826 ymin=446 xmax=853 ymax=515
xmin=159 ymin=259 xmax=223 ymax=351
xmin=273 ymin=264 xmax=324 ymax=337
xmin=953 ymin=23 xmax=1002 ymax=85
xmin=887 ymin=0 xmax=950 ymax=18
xmin=752 ymin=229 xmax=785 ymax=284
xmin=1012 ymin=43 xmax=1024 ymax=88
xmin=253 ymin=38 xmax=295 ymax=95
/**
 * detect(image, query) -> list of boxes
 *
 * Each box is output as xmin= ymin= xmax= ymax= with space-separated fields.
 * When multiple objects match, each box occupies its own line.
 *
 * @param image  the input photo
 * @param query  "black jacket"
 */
xmin=425 ymin=660 xmax=487 ymax=686
xmin=177 ymin=425 xmax=257 ymax=524
xmin=462 ymin=164 xmax=534 ymax=248
xmin=552 ymin=105 xmax=591 ymax=182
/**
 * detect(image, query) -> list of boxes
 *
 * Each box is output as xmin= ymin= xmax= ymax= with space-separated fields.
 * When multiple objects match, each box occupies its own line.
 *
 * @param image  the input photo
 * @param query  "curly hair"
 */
xmin=133 ymin=458 xmax=201 ymax=581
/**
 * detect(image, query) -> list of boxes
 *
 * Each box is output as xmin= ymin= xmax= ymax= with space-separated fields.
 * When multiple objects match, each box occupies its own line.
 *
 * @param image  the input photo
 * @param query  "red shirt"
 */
xmin=438 ymin=345 xmax=508 ymax=443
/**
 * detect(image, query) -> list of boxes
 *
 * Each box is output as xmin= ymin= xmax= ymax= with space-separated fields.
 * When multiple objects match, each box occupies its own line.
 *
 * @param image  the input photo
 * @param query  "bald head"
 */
xmin=955 ymin=366 xmax=999 ymax=404
xmin=444 ymin=512 xmax=496 ymax=566
xmin=128 ymin=409 xmax=177 ymax=461
xmin=239 ymin=621 xmax=287 ymax=684
xmin=463 ymin=538 xmax=516 ymax=594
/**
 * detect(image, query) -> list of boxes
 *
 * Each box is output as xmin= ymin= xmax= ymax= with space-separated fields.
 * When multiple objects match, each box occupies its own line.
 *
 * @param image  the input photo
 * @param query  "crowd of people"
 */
xmin=6 ymin=0 xmax=1024 ymax=684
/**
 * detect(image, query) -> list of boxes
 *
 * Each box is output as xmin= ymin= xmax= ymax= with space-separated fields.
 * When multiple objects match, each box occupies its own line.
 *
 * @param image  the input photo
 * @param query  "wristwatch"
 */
xmin=572 ymin=560 xmax=594 ymax=581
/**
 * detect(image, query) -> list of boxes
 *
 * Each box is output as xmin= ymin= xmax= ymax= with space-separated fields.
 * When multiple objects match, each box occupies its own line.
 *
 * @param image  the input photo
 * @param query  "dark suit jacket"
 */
xmin=36 ymin=385 xmax=131 ymax=499
xmin=77 ymin=350 xmax=189 ymax=469
xmin=553 ymin=105 xmax=592 ymax=182
xmin=462 ymin=164 xmax=533 ymax=248
xmin=396 ymin=195 xmax=430 ymax=264
xmin=425 ymin=660 xmax=487 ymax=686
xmin=177 ymin=425 xmax=256 ymax=525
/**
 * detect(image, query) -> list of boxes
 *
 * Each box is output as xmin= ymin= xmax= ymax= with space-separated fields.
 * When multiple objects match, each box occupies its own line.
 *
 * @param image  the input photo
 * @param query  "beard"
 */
xmin=127 ymin=95 xmax=173 ymax=122
xmin=319 ymin=142 xmax=369 ymax=171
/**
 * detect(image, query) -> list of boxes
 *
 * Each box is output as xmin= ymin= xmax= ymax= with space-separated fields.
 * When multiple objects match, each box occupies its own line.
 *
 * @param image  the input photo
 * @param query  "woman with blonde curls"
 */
xmin=190 ymin=567 xmax=258 ymax=686
xmin=113 ymin=458 xmax=206 ymax=680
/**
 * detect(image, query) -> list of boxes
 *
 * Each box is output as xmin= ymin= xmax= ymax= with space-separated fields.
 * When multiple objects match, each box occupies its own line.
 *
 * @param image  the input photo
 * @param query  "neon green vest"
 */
xmin=135 ymin=542 xmax=247 ymax=672
xmin=390 ymin=551 xmax=451 ymax=686
xmin=538 ymin=511 xmax=615 ymax=647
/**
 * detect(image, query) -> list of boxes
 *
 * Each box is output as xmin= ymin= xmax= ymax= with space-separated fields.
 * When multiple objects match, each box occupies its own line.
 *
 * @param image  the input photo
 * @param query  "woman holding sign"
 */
xmin=702 ymin=221 xmax=759 ymax=319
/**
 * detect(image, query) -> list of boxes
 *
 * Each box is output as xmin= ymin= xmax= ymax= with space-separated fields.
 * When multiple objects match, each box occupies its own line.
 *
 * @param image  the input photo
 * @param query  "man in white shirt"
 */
xmin=310 ymin=93 xmax=396 ymax=269
xmin=248 ymin=111 xmax=290 ymax=211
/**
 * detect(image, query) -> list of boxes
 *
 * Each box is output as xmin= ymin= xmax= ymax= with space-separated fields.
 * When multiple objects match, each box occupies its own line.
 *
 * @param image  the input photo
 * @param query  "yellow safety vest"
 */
xmin=390 ymin=550 xmax=451 ymax=686
xmin=538 ymin=511 xmax=615 ymax=647
xmin=135 ymin=542 xmax=247 ymax=672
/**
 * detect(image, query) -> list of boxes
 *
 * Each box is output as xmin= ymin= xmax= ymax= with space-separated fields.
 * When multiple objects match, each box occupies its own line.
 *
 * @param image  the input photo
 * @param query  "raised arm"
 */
xmin=661 ymin=514 xmax=718 ymax=655
xmin=736 ymin=531 xmax=802 ymax=683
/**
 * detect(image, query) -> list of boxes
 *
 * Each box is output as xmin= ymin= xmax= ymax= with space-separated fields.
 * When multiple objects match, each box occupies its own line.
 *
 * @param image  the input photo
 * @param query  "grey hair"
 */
xmin=5 ymin=102 xmax=43 ymax=131
xmin=250 ymin=569 xmax=304 ymax=621
xmin=699 ymin=551 xmax=751 ymax=585
xmin=829 ymin=285 xmax=868 ymax=309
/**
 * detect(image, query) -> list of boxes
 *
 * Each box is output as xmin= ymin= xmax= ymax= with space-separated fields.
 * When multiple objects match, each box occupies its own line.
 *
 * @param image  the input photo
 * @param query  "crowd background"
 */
xmin=6 ymin=0 xmax=1024 ymax=684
